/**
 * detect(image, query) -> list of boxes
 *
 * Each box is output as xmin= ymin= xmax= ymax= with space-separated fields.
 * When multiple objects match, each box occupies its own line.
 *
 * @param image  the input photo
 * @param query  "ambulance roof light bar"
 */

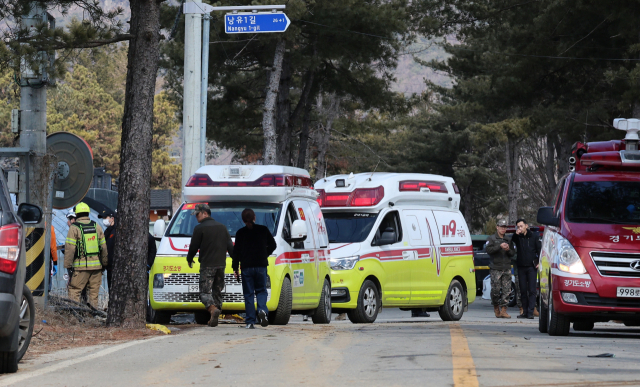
xmin=613 ymin=118 xmax=640 ymax=151
xmin=185 ymin=173 xmax=312 ymax=188
xmin=317 ymin=186 xmax=385 ymax=207
xmin=399 ymin=181 xmax=448 ymax=193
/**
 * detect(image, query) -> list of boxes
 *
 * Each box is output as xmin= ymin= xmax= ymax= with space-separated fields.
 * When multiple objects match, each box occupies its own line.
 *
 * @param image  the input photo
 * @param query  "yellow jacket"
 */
xmin=64 ymin=217 xmax=108 ymax=271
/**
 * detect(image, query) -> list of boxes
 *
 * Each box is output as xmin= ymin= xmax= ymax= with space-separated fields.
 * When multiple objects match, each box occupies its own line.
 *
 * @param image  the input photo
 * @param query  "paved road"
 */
xmin=2 ymin=299 xmax=640 ymax=387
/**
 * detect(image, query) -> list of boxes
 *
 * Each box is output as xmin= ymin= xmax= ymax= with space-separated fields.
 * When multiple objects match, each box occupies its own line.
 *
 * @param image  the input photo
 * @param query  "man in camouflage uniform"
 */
xmin=64 ymin=202 xmax=108 ymax=307
xmin=486 ymin=219 xmax=515 ymax=318
xmin=186 ymin=204 xmax=234 ymax=327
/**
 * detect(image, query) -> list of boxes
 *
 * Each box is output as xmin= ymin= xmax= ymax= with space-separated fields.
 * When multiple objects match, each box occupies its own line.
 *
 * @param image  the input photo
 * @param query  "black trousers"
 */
xmin=518 ymin=266 xmax=537 ymax=316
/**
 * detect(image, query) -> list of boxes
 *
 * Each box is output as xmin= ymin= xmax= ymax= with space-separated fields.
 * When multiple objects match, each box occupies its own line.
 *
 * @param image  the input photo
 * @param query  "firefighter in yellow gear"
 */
xmin=64 ymin=202 xmax=108 ymax=307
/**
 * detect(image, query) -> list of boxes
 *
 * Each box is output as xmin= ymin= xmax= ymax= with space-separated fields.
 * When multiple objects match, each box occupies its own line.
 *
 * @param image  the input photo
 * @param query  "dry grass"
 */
xmin=23 ymin=305 xmax=165 ymax=361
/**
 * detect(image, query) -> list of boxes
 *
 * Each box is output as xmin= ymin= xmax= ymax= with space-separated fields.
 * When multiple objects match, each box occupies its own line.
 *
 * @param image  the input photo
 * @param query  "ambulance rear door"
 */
xmin=431 ymin=210 xmax=472 ymax=288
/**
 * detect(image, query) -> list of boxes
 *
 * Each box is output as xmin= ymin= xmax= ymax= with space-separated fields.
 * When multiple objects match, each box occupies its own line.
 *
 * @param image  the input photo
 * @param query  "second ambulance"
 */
xmin=315 ymin=172 xmax=476 ymax=323
xmin=148 ymin=165 xmax=332 ymax=325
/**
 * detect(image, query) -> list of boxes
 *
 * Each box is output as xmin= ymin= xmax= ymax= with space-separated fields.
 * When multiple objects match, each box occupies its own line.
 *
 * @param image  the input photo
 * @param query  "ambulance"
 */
xmin=148 ymin=165 xmax=332 ymax=325
xmin=314 ymin=173 xmax=476 ymax=323
xmin=537 ymin=118 xmax=640 ymax=335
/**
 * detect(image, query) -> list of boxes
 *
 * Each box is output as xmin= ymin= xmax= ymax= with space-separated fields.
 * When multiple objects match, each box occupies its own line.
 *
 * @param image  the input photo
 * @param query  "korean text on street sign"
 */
xmin=225 ymin=12 xmax=291 ymax=34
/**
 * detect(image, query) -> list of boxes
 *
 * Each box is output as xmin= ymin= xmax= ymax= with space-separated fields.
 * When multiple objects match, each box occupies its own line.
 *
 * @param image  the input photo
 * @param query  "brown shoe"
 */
xmin=500 ymin=306 xmax=511 ymax=319
xmin=519 ymin=307 xmax=524 ymax=316
xmin=494 ymin=305 xmax=500 ymax=318
xmin=533 ymin=307 xmax=539 ymax=317
xmin=207 ymin=305 xmax=221 ymax=327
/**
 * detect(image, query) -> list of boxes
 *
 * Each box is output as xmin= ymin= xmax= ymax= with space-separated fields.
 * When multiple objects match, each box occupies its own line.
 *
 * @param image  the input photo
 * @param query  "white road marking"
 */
xmin=0 ymin=335 xmax=170 ymax=386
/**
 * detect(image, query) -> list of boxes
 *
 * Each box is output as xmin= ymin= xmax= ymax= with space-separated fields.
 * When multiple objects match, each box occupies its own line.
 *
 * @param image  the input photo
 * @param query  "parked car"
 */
xmin=471 ymin=235 xmax=490 ymax=295
xmin=0 ymin=171 xmax=43 ymax=373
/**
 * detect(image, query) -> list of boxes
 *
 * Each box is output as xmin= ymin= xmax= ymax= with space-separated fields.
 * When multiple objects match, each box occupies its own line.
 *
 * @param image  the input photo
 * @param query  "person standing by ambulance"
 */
xmin=232 ymin=209 xmax=277 ymax=329
xmin=63 ymin=202 xmax=108 ymax=307
xmin=512 ymin=219 xmax=542 ymax=319
xmin=486 ymin=220 xmax=515 ymax=319
xmin=186 ymin=204 xmax=234 ymax=327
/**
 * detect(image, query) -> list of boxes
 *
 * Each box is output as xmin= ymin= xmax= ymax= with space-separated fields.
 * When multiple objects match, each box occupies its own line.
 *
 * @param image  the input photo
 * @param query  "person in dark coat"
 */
xmin=99 ymin=210 xmax=117 ymax=291
xmin=511 ymin=219 xmax=542 ymax=319
xmin=232 ymin=208 xmax=277 ymax=329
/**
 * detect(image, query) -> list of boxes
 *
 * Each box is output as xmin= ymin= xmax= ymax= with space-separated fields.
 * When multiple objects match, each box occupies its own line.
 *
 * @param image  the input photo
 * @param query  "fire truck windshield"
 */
xmin=324 ymin=212 xmax=378 ymax=243
xmin=567 ymin=181 xmax=640 ymax=224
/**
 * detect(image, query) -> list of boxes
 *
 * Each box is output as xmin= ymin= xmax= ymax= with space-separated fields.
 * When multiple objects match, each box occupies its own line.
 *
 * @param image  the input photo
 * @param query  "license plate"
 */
xmin=188 ymin=284 xmax=199 ymax=293
xmin=617 ymin=287 xmax=640 ymax=297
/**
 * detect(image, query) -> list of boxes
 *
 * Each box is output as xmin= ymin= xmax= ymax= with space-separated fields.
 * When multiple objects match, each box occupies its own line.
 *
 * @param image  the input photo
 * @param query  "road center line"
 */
xmin=450 ymin=323 xmax=479 ymax=387
xmin=0 ymin=335 xmax=170 ymax=386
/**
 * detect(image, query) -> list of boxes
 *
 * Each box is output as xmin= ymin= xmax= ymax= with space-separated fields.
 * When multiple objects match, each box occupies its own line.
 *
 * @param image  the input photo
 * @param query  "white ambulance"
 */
xmin=149 ymin=165 xmax=332 ymax=325
xmin=315 ymin=173 xmax=476 ymax=323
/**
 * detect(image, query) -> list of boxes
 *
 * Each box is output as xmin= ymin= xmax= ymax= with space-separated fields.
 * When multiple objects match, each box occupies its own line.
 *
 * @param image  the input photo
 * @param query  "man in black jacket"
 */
xmin=186 ymin=204 xmax=234 ymax=327
xmin=512 ymin=219 xmax=542 ymax=319
xmin=232 ymin=208 xmax=277 ymax=329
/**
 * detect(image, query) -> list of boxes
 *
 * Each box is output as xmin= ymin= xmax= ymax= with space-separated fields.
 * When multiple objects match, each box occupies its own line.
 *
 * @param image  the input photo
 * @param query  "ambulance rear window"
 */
xmin=167 ymin=202 xmax=282 ymax=237
xmin=324 ymin=212 xmax=378 ymax=243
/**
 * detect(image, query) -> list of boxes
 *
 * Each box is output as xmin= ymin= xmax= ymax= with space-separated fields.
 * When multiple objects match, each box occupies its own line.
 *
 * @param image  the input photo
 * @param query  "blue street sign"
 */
xmin=224 ymin=12 xmax=291 ymax=34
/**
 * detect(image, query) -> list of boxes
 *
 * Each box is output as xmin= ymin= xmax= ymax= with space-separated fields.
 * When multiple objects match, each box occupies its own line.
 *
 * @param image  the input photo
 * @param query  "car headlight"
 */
xmin=330 ymin=255 xmax=359 ymax=270
xmin=557 ymin=237 xmax=586 ymax=274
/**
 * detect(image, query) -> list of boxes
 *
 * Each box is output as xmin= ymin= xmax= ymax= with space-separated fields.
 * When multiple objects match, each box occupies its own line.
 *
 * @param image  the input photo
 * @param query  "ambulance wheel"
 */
xmin=347 ymin=280 xmax=380 ymax=324
xmin=269 ymin=277 xmax=292 ymax=325
xmin=439 ymin=280 xmax=464 ymax=321
xmin=194 ymin=311 xmax=210 ymax=325
xmin=149 ymin=308 xmax=171 ymax=325
xmin=312 ymin=279 xmax=331 ymax=324
xmin=538 ymin=290 xmax=549 ymax=333
xmin=0 ymin=350 xmax=18 ymax=373
xmin=547 ymin=291 xmax=570 ymax=336
xmin=573 ymin=321 xmax=594 ymax=331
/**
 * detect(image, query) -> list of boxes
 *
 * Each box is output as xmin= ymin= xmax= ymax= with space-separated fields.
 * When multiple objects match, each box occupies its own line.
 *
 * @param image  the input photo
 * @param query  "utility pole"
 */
xmin=182 ymin=0 xmax=202 ymax=189
xmin=19 ymin=4 xmax=54 ymax=302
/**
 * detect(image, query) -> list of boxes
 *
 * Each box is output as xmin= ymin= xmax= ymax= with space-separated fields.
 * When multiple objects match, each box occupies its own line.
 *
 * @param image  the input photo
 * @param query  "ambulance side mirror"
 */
xmin=17 ymin=203 xmax=43 ymax=224
xmin=537 ymin=207 xmax=559 ymax=227
xmin=377 ymin=227 xmax=397 ymax=246
xmin=287 ymin=219 xmax=307 ymax=243
xmin=153 ymin=219 xmax=166 ymax=240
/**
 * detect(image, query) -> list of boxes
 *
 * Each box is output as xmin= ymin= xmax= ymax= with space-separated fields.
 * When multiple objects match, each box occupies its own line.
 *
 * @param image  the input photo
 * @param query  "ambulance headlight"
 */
xmin=330 ymin=256 xmax=359 ymax=271
xmin=557 ymin=238 xmax=586 ymax=274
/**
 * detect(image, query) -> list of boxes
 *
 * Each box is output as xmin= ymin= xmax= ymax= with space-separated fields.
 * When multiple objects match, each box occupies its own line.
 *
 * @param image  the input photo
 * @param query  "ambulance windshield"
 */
xmin=324 ymin=212 xmax=378 ymax=243
xmin=168 ymin=202 xmax=282 ymax=237
xmin=567 ymin=181 xmax=640 ymax=224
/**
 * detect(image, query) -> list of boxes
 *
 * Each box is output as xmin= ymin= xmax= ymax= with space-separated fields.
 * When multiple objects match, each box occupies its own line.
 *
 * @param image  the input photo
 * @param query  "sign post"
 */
xmin=182 ymin=4 xmax=288 ymax=196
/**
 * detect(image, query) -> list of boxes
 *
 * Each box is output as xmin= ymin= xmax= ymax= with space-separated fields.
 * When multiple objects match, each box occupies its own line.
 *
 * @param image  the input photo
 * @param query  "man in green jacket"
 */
xmin=186 ymin=204 xmax=234 ymax=327
xmin=486 ymin=219 xmax=515 ymax=319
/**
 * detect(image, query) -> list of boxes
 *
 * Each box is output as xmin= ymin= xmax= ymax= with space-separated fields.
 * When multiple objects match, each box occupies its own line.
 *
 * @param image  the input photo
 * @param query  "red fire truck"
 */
xmin=537 ymin=118 xmax=640 ymax=335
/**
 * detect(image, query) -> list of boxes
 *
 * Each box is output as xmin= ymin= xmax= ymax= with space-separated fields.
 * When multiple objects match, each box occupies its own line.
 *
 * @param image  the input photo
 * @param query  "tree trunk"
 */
xmin=295 ymin=71 xmax=316 ymax=168
xmin=262 ymin=39 xmax=286 ymax=165
xmin=275 ymin=55 xmax=291 ymax=166
xmin=545 ymin=134 xmax=557 ymax=204
xmin=505 ymin=137 xmax=520 ymax=224
xmin=299 ymin=101 xmax=314 ymax=170
xmin=314 ymin=93 xmax=340 ymax=180
xmin=107 ymin=0 xmax=160 ymax=328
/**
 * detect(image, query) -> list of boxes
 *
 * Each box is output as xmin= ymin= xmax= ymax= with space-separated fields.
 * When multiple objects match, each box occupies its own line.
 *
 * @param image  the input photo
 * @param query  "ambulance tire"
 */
xmin=150 ymin=310 xmax=172 ymax=325
xmin=312 ymin=279 xmax=332 ymax=324
xmin=439 ymin=280 xmax=465 ymax=321
xmin=547 ymin=290 xmax=570 ymax=336
xmin=269 ymin=277 xmax=292 ymax=325
xmin=347 ymin=280 xmax=380 ymax=324
xmin=194 ymin=311 xmax=210 ymax=325
xmin=538 ymin=290 xmax=549 ymax=333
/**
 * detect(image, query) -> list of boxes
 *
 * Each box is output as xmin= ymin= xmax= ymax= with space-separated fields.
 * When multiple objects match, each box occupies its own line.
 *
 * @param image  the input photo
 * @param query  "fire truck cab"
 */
xmin=538 ymin=118 xmax=640 ymax=335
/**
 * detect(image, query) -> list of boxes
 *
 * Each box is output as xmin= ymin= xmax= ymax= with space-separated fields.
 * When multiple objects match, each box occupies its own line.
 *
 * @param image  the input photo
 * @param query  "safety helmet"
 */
xmin=75 ymin=202 xmax=90 ymax=214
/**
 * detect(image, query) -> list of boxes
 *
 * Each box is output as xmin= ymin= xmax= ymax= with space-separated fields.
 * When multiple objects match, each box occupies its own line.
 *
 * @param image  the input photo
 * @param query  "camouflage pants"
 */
xmin=490 ymin=269 xmax=512 ymax=307
xmin=514 ymin=266 xmax=522 ymax=308
xmin=199 ymin=266 xmax=225 ymax=310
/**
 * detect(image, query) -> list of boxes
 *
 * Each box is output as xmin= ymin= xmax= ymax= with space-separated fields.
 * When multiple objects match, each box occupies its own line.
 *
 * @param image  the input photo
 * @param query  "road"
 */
xmin=2 ymin=299 xmax=640 ymax=387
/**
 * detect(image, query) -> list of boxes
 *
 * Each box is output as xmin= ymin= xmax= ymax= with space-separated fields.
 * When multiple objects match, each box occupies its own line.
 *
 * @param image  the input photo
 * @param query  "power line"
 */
xmin=296 ymin=19 xmax=391 ymax=40
xmin=451 ymin=46 xmax=640 ymax=61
